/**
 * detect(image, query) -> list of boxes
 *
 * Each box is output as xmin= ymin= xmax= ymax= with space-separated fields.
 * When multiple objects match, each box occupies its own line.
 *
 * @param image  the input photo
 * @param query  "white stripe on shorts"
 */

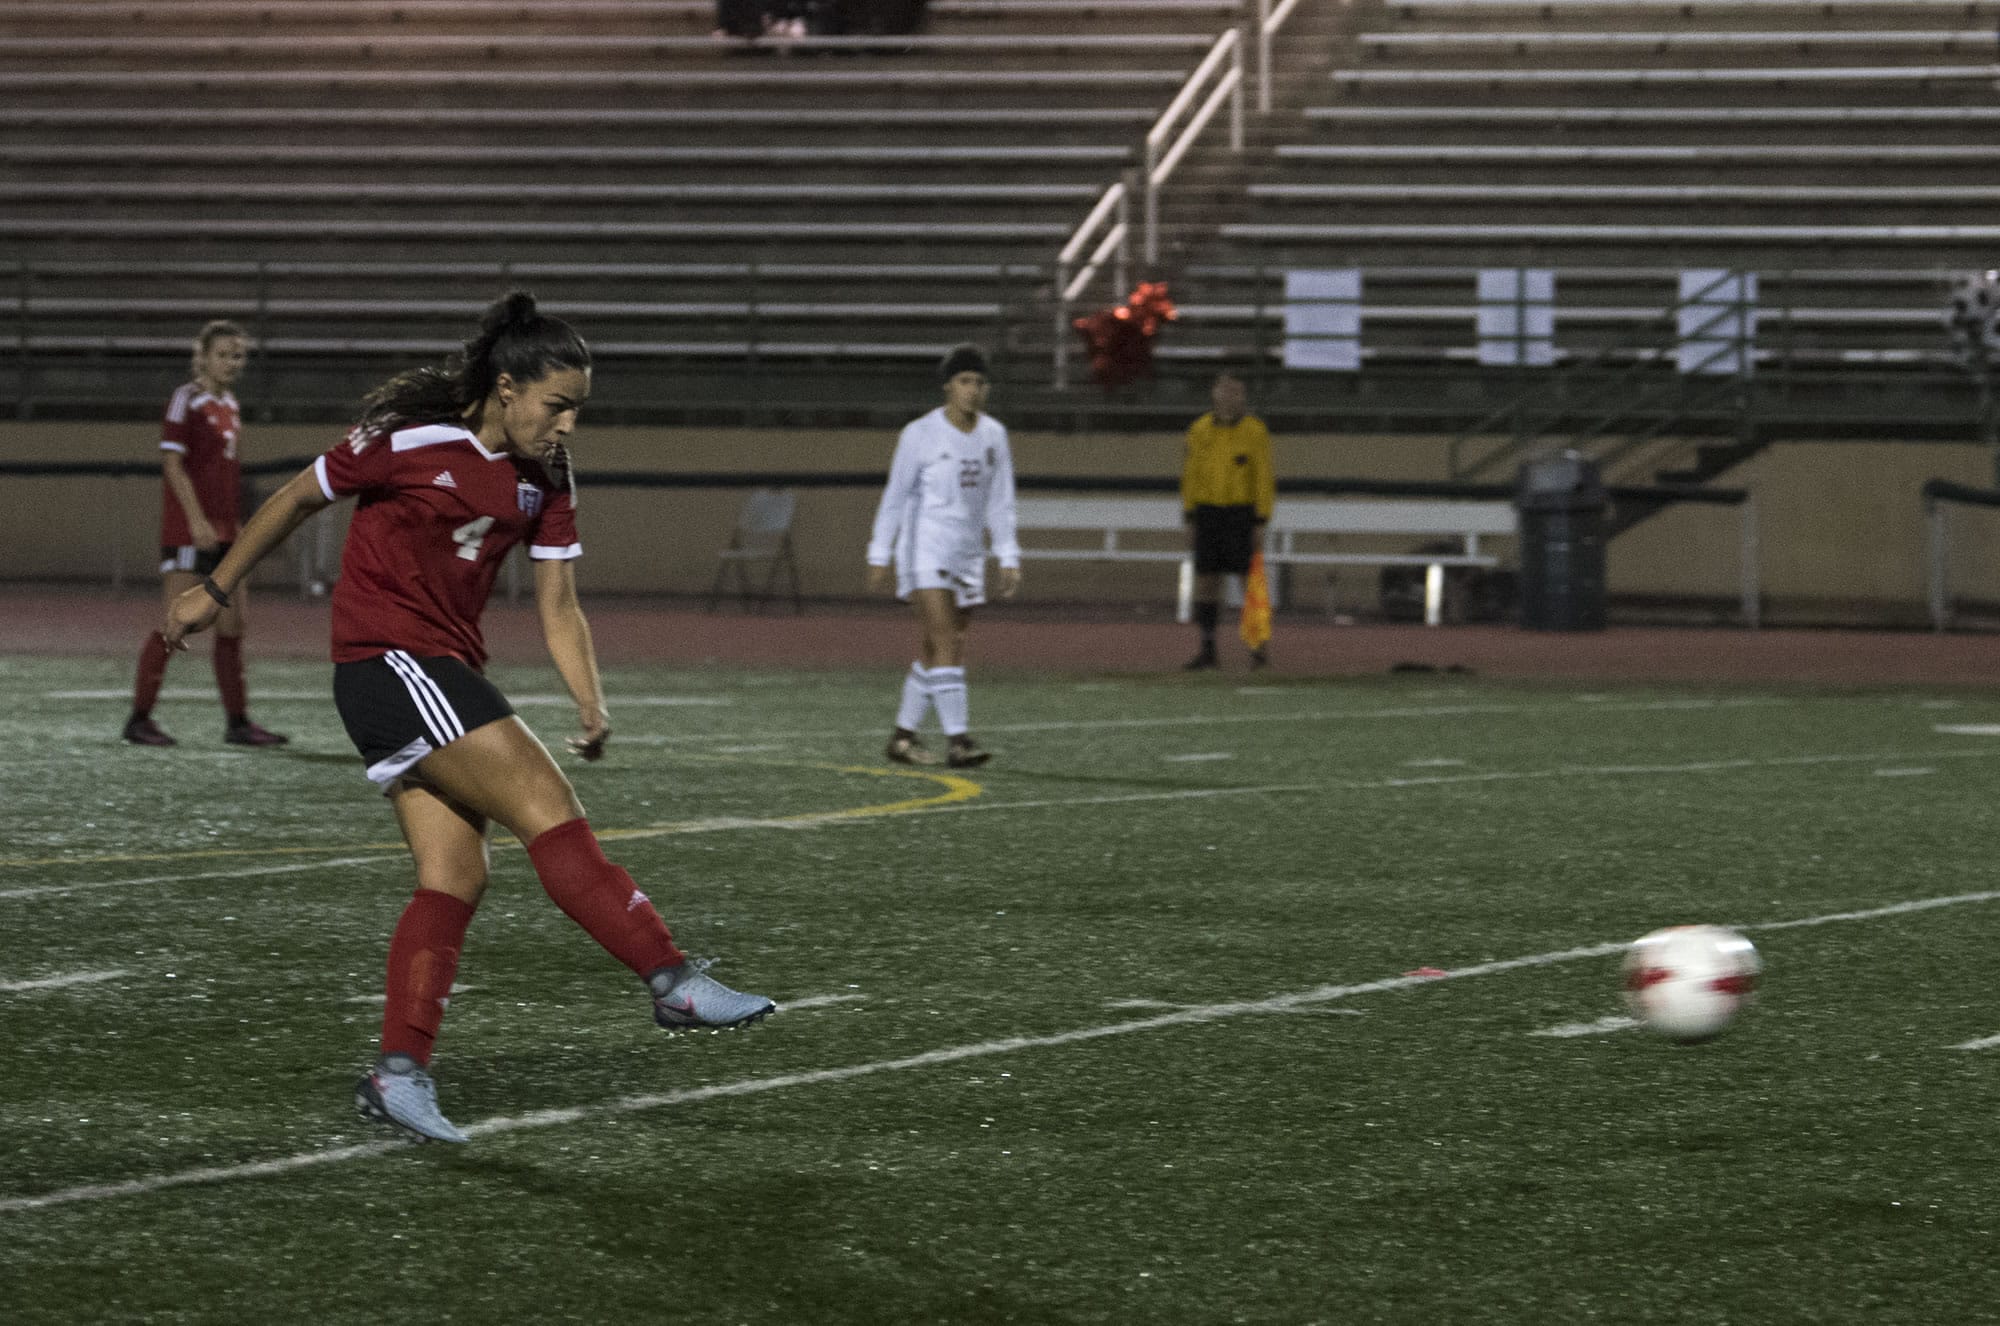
xmin=383 ymin=650 xmax=465 ymax=747
xmin=364 ymin=734 xmax=435 ymax=789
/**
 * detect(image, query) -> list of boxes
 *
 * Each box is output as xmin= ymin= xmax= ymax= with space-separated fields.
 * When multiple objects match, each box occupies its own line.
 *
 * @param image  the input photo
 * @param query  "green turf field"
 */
xmin=5 ymin=653 xmax=2000 ymax=1323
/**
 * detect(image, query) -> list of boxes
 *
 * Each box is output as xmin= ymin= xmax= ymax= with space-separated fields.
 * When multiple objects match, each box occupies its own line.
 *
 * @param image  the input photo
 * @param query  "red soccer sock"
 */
xmin=379 ymin=888 xmax=477 ymax=1067
xmin=526 ymin=817 xmax=685 ymax=979
xmin=213 ymin=633 xmax=247 ymax=723
xmin=132 ymin=631 xmax=171 ymax=718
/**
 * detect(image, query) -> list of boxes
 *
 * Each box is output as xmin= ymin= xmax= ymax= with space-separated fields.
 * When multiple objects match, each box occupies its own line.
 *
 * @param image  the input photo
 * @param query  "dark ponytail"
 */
xmin=358 ymin=290 xmax=591 ymax=432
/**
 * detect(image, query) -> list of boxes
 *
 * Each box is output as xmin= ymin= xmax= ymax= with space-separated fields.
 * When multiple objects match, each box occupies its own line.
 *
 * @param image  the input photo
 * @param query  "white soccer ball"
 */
xmin=1622 ymin=925 xmax=1760 ymax=1043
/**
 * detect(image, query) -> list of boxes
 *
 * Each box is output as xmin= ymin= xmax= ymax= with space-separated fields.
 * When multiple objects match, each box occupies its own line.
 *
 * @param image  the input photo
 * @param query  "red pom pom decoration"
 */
xmin=1072 ymin=281 xmax=1179 ymax=390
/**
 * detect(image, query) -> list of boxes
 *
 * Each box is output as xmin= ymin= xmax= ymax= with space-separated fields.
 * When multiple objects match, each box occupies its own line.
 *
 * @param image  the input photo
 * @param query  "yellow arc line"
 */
xmin=0 ymin=760 xmax=980 ymax=869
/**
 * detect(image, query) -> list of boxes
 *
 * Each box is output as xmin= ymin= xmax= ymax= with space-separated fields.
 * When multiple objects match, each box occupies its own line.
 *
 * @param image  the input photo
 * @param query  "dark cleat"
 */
xmin=225 ymin=720 xmax=289 ymax=747
xmin=122 ymin=717 xmax=176 ymax=747
xmin=946 ymin=737 xmax=992 ymax=768
xmin=885 ymin=732 xmax=939 ymax=766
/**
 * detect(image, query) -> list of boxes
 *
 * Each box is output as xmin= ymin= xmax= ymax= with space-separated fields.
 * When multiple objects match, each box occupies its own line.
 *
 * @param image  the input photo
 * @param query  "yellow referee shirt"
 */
xmin=1180 ymin=412 xmax=1275 ymax=520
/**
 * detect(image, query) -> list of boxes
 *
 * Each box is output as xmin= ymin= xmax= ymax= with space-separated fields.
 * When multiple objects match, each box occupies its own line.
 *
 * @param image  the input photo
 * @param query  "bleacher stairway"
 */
xmin=1171 ymin=0 xmax=2000 ymax=460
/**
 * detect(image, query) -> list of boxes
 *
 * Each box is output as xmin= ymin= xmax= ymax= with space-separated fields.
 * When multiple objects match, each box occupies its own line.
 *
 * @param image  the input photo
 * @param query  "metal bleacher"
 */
xmin=0 ymin=0 xmax=1241 ymax=421
xmin=4 ymin=0 xmax=1998 ymax=443
xmin=1163 ymin=0 xmax=2000 ymax=443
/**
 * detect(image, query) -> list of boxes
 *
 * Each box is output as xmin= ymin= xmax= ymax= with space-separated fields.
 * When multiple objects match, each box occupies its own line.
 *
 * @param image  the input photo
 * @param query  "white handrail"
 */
xmin=1053 ymin=178 xmax=1132 ymax=389
xmin=1059 ymin=179 xmax=1127 ymax=269
xmin=1142 ymin=26 xmax=1244 ymax=263
xmin=1258 ymin=0 xmax=1307 ymax=112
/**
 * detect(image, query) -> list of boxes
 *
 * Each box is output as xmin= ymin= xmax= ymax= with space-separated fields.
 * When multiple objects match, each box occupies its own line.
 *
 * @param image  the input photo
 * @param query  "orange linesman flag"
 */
xmin=1239 ymin=551 xmax=1272 ymax=651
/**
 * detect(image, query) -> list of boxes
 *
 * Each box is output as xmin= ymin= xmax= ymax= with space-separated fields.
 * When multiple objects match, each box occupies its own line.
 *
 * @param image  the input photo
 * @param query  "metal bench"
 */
xmin=1013 ymin=495 xmax=1514 ymax=625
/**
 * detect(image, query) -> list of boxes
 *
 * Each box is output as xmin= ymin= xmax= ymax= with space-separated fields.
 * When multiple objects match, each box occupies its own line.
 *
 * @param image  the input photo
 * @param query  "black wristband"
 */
xmin=199 ymin=576 xmax=231 ymax=608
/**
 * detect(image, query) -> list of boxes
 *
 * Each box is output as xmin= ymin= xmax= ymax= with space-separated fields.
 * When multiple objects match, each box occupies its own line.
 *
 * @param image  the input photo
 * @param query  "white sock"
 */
xmin=929 ymin=666 xmax=969 ymax=736
xmin=895 ymin=662 xmax=932 ymax=732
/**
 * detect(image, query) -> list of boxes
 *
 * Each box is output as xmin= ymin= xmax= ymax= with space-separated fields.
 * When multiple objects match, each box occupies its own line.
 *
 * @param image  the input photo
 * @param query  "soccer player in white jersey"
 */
xmin=866 ymin=343 xmax=1021 ymax=768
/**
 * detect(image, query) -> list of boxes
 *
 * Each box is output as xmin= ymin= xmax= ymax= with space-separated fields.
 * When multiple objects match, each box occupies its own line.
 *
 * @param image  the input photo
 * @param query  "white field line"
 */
xmin=1873 ymin=767 xmax=1936 ymax=778
xmin=1106 ymin=997 xmax=1360 ymax=1017
xmin=13 ymin=745 xmax=2000 ymax=901
xmin=926 ymin=784 xmax=1317 ymax=817
xmin=0 ymin=856 xmax=395 ymax=901
xmin=7 ymin=885 xmax=1999 ymax=1216
xmin=46 ymin=689 xmax=327 ymax=701
xmin=1162 ymin=752 xmax=1234 ymax=763
xmin=505 ymin=695 xmax=732 ymax=708
xmin=1951 ymin=1032 xmax=2000 ymax=1051
xmin=907 ymin=747 xmax=2000 ymax=823
xmin=337 ymin=987 xmax=858 ymax=1009
xmin=0 ymin=968 xmax=128 ymax=994
xmin=341 ymin=983 xmax=475 ymax=1006
xmin=1530 ymin=1015 xmax=1640 ymax=1038
xmin=45 ymin=689 xmax=730 ymax=708
xmin=777 ymin=992 xmax=868 ymax=1011
xmin=614 ymin=695 xmax=1789 ymax=748
xmin=1936 ymin=724 xmax=2000 ymax=736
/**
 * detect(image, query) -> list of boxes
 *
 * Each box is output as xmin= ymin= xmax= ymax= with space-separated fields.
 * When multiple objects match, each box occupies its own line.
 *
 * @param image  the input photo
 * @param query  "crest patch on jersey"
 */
xmin=517 ymin=483 xmax=544 ymax=517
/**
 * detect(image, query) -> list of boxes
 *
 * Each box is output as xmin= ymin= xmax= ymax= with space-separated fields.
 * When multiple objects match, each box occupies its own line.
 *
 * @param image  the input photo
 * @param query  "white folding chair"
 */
xmin=706 ymin=487 xmax=803 ymax=613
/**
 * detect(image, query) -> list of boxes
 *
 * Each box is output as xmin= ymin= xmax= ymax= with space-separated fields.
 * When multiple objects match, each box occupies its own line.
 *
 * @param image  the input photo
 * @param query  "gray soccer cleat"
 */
xmin=651 ymin=959 xmax=776 ymax=1032
xmin=355 ymin=1065 xmax=469 ymax=1144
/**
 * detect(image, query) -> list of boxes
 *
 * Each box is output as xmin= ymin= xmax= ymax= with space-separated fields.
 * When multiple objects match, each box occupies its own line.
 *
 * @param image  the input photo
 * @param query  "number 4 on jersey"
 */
xmin=451 ymin=516 xmax=495 ymax=561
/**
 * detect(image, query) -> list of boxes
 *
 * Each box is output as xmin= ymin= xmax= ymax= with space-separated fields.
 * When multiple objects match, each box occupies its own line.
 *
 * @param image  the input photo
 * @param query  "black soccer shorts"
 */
xmin=1189 ymin=504 xmax=1259 ymax=576
xmin=332 ymin=650 xmax=515 ymax=789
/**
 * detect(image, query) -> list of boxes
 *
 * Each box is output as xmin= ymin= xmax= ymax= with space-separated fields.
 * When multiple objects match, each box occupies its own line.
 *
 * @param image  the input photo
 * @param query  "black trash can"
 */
xmin=1515 ymin=452 xmax=1607 ymax=632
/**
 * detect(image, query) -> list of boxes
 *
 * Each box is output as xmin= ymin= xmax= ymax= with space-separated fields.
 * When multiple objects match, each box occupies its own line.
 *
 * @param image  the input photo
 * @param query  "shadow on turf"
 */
xmin=415 ymin=1153 xmax=1055 ymax=1322
xmin=261 ymin=750 xmax=362 ymax=768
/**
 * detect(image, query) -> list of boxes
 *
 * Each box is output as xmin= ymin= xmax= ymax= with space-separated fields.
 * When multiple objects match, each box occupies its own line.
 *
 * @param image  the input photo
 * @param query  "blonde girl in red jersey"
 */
xmin=123 ymin=320 xmax=288 ymax=748
xmin=164 ymin=293 xmax=773 ymax=1143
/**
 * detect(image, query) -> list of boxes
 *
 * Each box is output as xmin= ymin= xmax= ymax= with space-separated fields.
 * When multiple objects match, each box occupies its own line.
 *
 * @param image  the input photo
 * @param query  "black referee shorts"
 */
xmin=332 ymin=650 xmax=515 ymax=789
xmin=1189 ymin=504 xmax=1259 ymax=576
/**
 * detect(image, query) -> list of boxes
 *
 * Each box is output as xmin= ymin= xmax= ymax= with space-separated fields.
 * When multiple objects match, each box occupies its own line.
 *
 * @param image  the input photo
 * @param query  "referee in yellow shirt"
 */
xmin=1181 ymin=371 xmax=1275 ymax=670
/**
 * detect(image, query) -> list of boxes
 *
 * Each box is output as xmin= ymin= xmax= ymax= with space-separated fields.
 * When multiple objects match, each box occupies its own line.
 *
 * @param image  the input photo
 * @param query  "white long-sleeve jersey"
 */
xmin=867 ymin=408 xmax=1020 ymax=579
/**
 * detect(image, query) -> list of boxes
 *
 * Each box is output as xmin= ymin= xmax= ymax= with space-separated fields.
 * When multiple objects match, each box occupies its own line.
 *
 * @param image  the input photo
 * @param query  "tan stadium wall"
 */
xmin=2 ymin=420 xmax=1994 ymax=619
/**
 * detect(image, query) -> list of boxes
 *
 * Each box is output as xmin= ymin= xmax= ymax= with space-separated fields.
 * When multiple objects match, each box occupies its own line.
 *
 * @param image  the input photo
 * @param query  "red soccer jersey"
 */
xmin=313 ymin=421 xmax=582 ymax=669
xmin=158 ymin=381 xmax=242 ymax=545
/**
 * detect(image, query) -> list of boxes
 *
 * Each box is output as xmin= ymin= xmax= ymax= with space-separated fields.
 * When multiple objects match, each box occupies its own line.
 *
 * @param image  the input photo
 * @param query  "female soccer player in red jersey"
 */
xmin=123 ymin=320 xmax=289 ymax=748
xmin=162 ymin=293 xmax=774 ymax=1143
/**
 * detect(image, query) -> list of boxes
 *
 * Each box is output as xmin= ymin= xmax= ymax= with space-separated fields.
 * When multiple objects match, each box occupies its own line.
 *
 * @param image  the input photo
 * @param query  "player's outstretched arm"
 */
xmin=534 ymin=557 xmax=610 ymax=761
xmin=163 ymin=466 xmax=332 ymax=649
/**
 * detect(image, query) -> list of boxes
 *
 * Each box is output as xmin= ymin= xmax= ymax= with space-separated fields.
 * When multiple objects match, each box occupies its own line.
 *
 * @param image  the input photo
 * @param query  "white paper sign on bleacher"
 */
xmin=1283 ymin=268 xmax=1362 ymax=370
xmin=1677 ymin=269 xmax=1758 ymax=376
xmin=1476 ymin=268 xmax=1556 ymax=366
